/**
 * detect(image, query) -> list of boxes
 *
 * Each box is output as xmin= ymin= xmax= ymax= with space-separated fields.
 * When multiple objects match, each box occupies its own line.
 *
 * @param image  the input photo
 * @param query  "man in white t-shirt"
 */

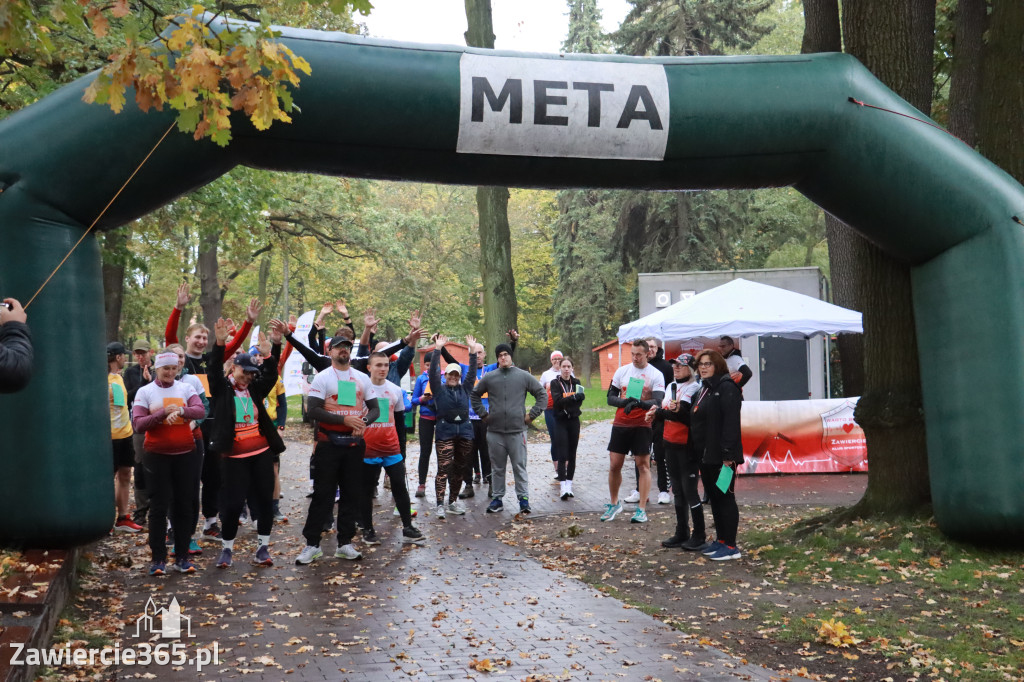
xmin=600 ymin=339 xmax=666 ymax=525
xmin=296 ymin=335 xmax=380 ymax=565
xmin=718 ymin=336 xmax=752 ymax=390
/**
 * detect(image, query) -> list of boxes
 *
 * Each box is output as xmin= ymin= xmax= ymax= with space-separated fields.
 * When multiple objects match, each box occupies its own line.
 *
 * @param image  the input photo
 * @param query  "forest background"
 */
xmin=0 ymin=0 xmax=1014 ymax=383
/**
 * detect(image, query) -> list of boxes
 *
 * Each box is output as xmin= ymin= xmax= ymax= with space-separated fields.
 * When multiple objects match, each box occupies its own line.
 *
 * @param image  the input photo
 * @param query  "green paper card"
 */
xmin=716 ymin=465 xmax=734 ymax=494
xmin=234 ymin=396 xmax=255 ymax=423
xmin=111 ymin=384 xmax=126 ymax=407
xmin=375 ymin=398 xmax=390 ymax=423
xmin=337 ymin=380 xmax=357 ymax=407
xmin=626 ymin=377 xmax=644 ymax=399
xmin=576 ymin=384 xmax=584 ymax=394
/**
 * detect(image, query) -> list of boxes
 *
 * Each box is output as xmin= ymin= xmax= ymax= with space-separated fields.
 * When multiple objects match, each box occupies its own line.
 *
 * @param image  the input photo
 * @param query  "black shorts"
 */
xmin=112 ymin=436 xmax=135 ymax=471
xmin=607 ymin=426 xmax=652 ymax=458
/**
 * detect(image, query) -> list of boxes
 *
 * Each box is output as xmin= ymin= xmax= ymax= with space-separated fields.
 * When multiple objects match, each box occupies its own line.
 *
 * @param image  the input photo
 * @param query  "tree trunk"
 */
xmin=100 ymin=226 xmax=130 ymax=343
xmin=282 ymin=250 xmax=290 ymax=319
xmin=257 ymin=252 xmax=271 ymax=326
xmin=977 ymin=0 xmax=1024 ymax=185
xmin=909 ymin=0 xmax=936 ymax=116
xmin=947 ymin=0 xmax=986 ymax=146
xmin=197 ymin=230 xmax=221 ymax=327
xmin=800 ymin=0 xmax=841 ymax=54
xmin=465 ymin=0 xmax=519 ymax=355
xmin=840 ymin=0 xmax=931 ymax=514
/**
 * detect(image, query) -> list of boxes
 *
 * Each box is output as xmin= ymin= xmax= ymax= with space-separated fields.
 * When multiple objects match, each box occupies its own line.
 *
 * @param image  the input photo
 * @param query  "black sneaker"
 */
xmin=362 ymin=529 xmax=381 ymax=545
xmin=680 ymin=535 xmax=708 ymax=552
xmin=201 ymin=523 xmax=221 ymax=539
xmin=402 ymin=526 xmax=425 ymax=544
xmin=518 ymin=496 xmax=531 ymax=514
xmin=458 ymin=487 xmax=475 ymax=499
xmin=661 ymin=534 xmax=688 ymax=549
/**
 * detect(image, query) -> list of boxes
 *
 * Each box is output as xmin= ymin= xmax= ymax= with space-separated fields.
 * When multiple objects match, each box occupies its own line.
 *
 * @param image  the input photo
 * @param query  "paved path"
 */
xmin=112 ymin=422 xmax=864 ymax=681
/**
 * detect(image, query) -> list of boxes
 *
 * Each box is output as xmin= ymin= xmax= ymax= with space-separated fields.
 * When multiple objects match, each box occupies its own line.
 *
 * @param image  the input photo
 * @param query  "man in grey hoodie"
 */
xmin=471 ymin=343 xmax=546 ymax=514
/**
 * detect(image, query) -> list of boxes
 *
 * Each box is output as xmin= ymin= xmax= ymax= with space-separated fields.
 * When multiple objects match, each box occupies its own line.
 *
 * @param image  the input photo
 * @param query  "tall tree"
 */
xmin=820 ymin=0 xmax=934 ymax=515
xmin=464 ymin=0 xmax=519 ymax=355
xmin=977 ymin=0 xmax=1023 ymax=185
xmin=614 ymin=0 xmax=773 ymax=56
xmin=100 ymin=226 xmax=132 ymax=342
xmin=945 ymin=0 xmax=986 ymax=146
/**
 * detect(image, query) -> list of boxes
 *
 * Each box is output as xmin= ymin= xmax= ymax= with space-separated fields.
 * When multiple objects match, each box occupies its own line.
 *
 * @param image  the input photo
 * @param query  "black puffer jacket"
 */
xmin=688 ymin=373 xmax=742 ymax=466
xmin=0 ymin=320 xmax=32 ymax=393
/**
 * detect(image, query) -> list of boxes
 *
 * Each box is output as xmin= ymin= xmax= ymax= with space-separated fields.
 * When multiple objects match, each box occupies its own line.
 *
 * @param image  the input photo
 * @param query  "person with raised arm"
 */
xmin=427 ymin=334 xmax=477 ymax=519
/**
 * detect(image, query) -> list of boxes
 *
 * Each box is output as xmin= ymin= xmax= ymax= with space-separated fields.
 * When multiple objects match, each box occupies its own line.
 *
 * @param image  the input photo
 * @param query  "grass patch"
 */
xmin=750 ymin=512 xmax=1024 ymax=680
xmin=591 ymin=582 xmax=664 ymax=618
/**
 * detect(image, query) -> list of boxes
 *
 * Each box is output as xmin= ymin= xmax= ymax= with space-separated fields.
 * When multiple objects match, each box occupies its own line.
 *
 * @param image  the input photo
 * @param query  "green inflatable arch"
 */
xmin=1 ymin=23 xmax=1022 ymax=546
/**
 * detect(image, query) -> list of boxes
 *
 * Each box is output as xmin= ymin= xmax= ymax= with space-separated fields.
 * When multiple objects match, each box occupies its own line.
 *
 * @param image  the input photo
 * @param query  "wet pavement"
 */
xmin=113 ymin=421 xmax=865 ymax=681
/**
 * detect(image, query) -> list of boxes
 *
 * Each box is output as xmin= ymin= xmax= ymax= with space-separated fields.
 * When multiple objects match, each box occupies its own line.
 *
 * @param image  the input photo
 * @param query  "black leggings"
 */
xmin=361 ymin=459 xmax=413 ymax=530
xmin=200 ymin=423 xmax=220 ymax=520
xmin=219 ymin=450 xmax=276 ymax=542
xmin=417 ymin=417 xmax=435 ymax=485
xmin=665 ymin=441 xmax=705 ymax=538
xmin=463 ymin=420 xmax=491 ymax=485
xmin=551 ymin=416 xmax=580 ymax=481
xmin=701 ymin=462 xmax=739 ymax=546
xmin=144 ymin=448 xmax=202 ymax=563
xmin=652 ymin=421 xmax=669 ymax=493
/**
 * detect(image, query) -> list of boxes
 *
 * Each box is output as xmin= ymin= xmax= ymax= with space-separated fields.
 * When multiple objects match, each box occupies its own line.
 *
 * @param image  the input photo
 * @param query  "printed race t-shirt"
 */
xmin=363 ymin=380 xmax=405 ymax=457
xmin=109 ymin=373 xmax=133 ymax=439
xmin=661 ymin=380 xmax=699 ymax=444
xmin=134 ymin=380 xmax=199 ymax=454
xmin=308 ymin=365 xmax=372 ymax=434
xmin=539 ymin=368 xmax=560 ymax=409
xmin=725 ymin=351 xmax=747 ymax=385
xmin=179 ymin=373 xmax=206 ymax=438
xmin=610 ymin=363 xmax=666 ymax=428
xmin=230 ymin=384 xmax=269 ymax=458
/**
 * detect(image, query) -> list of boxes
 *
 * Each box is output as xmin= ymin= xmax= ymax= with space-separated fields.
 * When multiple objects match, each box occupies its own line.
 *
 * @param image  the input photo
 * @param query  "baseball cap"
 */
xmin=329 ymin=335 xmax=354 ymax=349
xmin=444 ymin=363 xmax=462 ymax=376
xmin=671 ymin=353 xmax=696 ymax=369
xmin=106 ymin=341 xmax=127 ymax=356
xmin=132 ymin=339 xmax=151 ymax=352
xmin=233 ymin=353 xmax=261 ymax=373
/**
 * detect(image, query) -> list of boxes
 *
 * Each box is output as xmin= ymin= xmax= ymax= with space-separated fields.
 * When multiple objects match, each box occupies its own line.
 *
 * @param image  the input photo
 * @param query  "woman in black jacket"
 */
xmin=689 ymin=349 xmax=742 ymax=561
xmin=548 ymin=356 xmax=585 ymax=500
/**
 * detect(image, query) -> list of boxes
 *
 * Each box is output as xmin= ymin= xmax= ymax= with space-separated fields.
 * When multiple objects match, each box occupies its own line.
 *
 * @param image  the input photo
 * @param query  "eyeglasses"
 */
xmin=697 ymin=361 xmax=714 ymax=368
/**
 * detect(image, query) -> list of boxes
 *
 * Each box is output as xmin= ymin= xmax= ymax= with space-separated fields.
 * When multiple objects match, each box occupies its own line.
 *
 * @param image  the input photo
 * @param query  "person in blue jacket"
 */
xmin=428 ymin=335 xmax=477 ymax=519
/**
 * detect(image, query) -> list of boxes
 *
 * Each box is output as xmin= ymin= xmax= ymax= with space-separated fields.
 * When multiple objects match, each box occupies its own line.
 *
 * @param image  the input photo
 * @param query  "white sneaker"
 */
xmin=559 ymin=481 xmax=570 ymax=501
xmin=436 ymin=505 xmax=446 ymax=519
xmin=295 ymin=545 xmax=322 ymax=565
xmin=565 ymin=481 xmax=574 ymax=498
xmin=334 ymin=544 xmax=362 ymax=560
xmin=623 ymin=490 xmax=641 ymax=504
xmin=447 ymin=501 xmax=467 ymax=515
xmin=657 ymin=491 xmax=671 ymax=505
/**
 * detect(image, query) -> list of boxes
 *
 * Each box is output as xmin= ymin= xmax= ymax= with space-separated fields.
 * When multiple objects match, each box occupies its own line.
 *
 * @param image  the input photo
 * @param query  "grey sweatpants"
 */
xmin=487 ymin=430 xmax=529 ymax=500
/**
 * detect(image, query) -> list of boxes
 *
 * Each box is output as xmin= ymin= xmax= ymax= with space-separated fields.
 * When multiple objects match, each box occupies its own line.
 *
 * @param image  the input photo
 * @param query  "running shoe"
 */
xmin=661 ymin=534 xmax=687 ymax=548
xmin=560 ymin=482 xmax=570 ymax=501
xmin=114 ymin=515 xmax=143 ymax=533
xmin=657 ymin=491 xmax=672 ymax=505
xmin=564 ymin=481 xmax=574 ymax=498
xmin=600 ymin=501 xmax=624 ymax=522
xmin=486 ymin=499 xmax=504 ymax=513
xmin=393 ymin=507 xmax=418 ymax=517
xmin=334 ymin=544 xmax=362 ymax=560
xmin=188 ymin=539 xmax=203 ymax=555
xmin=680 ymin=536 xmax=708 ymax=552
xmin=435 ymin=504 xmax=446 ymax=519
xmin=201 ymin=523 xmax=221 ymax=539
xmin=709 ymin=544 xmax=741 ymax=561
xmin=295 ymin=546 xmax=323 ymax=565
xmin=415 ymin=485 xmax=426 ymax=498
xmin=473 ymin=474 xmax=481 ymax=484
xmin=623 ymin=490 xmax=641 ymax=504
xmin=458 ymin=486 xmax=475 ymax=499
xmin=447 ymin=501 xmax=467 ymax=515
xmin=702 ymin=540 xmax=725 ymax=556
xmin=274 ymin=509 xmax=289 ymax=523
xmin=253 ymin=545 xmax=273 ymax=566
xmin=362 ymin=529 xmax=381 ymax=545
xmin=172 ymin=559 xmax=197 ymax=574
xmin=402 ymin=526 xmax=425 ymax=544
xmin=630 ymin=508 xmax=648 ymax=524
xmin=518 ymin=496 xmax=531 ymax=514
xmin=148 ymin=562 xmax=166 ymax=577
xmin=216 ymin=548 xmax=233 ymax=569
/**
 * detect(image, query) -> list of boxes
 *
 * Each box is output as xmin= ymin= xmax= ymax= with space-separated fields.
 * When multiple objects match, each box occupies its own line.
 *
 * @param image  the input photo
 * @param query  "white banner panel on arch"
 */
xmin=283 ymin=310 xmax=316 ymax=396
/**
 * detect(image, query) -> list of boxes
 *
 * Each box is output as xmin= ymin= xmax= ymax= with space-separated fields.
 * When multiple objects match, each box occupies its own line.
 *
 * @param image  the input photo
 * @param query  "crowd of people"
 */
xmin=102 ymin=287 xmax=746 ymax=576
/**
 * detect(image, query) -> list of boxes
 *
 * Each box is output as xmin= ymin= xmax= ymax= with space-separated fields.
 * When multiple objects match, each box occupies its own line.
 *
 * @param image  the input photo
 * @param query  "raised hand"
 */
xmin=408 ymin=309 xmax=421 ymax=330
xmin=435 ymin=334 xmax=449 ymax=348
xmin=175 ymin=282 xmax=190 ymax=310
xmin=319 ymin=301 xmax=333 ymax=318
xmin=214 ymin=317 xmax=232 ymax=344
xmin=268 ymin=318 xmax=287 ymax=344
xmin=465 ymin=334 xmax=477 ymax=348
xmin=507 ymin=328 xmax=519 ymax=341
xmin=363 ymin=308 xmax=377 ymax=330
xmin=335 ymin=298 xmax=349 ymax=319
xmin=406 ymin=327 xmax=424 ymax=345
xmin=246 ymin=297 xmax=262 ymax=323
xmin=287 ymin=313 xmax=297 ymax=329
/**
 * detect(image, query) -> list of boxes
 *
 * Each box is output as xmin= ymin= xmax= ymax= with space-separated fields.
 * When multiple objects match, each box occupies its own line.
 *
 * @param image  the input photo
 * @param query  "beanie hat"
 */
xmin=495 ymin=343 xmax=513 ymax=360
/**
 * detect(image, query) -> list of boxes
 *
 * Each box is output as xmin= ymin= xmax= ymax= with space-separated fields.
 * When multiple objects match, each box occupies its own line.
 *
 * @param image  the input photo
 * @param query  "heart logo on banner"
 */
xmin=842 ymin=423 xmax=854 ymax=434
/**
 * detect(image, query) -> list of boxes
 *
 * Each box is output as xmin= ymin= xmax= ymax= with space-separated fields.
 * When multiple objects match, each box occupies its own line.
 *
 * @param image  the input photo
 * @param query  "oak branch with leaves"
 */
xmin=0 ymin=0 xmax=373 ymax=146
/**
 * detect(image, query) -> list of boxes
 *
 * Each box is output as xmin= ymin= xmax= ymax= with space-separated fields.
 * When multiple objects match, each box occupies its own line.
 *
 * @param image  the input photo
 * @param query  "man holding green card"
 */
xmin=108 ymin=341 xmax=143 ymax=534
xmin=602 ymin=339 xmax=666 ymax=525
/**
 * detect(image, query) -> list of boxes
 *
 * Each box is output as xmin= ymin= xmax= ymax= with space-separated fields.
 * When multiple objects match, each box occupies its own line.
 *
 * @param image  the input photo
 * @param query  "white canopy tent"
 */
xmin=616 ymin=278 xmax=862 ymax=343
